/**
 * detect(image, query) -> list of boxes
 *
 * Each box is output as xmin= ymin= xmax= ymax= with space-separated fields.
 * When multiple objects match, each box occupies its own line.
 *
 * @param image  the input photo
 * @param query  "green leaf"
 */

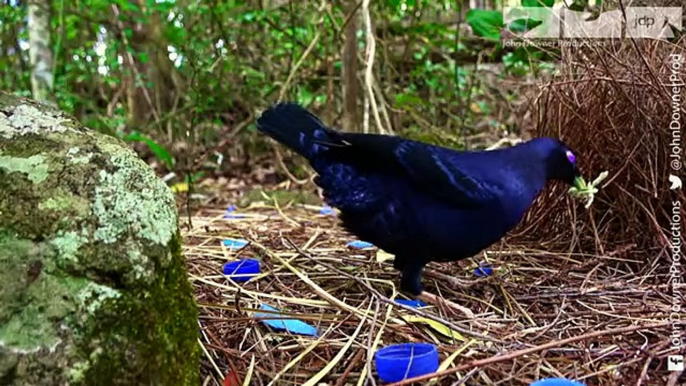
xmin=297 ymin=87 xmax=314 ymax=106
xmin=565 ymin=0 xmax=589 ymax=11
xmin=508 ymin=18 xmax=543 ymax=33
xmin=522 ymin=0 xmax=554 ymax=7
xmin=394 ymin=92 xmax=423 ymax=107
xmin=123 ymin=132 xmax=174 ymax=168
xmin=466 ymin=9 xmax=504 ymax=41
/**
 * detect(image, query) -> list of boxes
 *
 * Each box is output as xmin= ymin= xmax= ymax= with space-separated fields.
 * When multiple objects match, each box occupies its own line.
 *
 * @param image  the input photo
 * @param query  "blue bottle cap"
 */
xmin=530 ymin=378 xmax=586 ymax=386
xmin=222 ymin=258 xmax=260 ymax=282
xmin=374 ymin=343 xmax=439 ymax=383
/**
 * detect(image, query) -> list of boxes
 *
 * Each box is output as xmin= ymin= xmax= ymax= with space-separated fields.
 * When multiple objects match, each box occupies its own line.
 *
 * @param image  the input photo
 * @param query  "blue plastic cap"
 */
xmin=223 ymin=258 xmax=260 ymax=282
xmin=530 ymin=378 xmax=586 ymax=386
xmin=374 ymin=343 xmax=439 ymax=383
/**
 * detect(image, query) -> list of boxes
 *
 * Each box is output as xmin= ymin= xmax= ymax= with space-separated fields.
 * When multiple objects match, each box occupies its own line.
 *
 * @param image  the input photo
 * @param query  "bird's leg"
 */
xmin=399 ymin=260 xmax=477 ymax=319
xmin=399 ymin=260 xmax=424 ymax=297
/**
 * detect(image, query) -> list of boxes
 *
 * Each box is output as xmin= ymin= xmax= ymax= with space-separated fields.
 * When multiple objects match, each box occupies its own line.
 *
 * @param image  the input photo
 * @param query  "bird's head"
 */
xmin=537 ymin=138 xmax=583 ymax=189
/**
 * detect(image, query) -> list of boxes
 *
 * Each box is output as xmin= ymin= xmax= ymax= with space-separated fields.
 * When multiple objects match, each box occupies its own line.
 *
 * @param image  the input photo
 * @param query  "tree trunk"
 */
xmin=27 ymin=0 xmax=55 ymax=105
xmin=119 ymin=0 xmax=177 ymax=130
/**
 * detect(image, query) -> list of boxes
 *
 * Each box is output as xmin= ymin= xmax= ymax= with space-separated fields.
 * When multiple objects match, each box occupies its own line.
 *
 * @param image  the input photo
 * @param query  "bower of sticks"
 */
xmin=184 ymin=38 xmax=685 ymax=386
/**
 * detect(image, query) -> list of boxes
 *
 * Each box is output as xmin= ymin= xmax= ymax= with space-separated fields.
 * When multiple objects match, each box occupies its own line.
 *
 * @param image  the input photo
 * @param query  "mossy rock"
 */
xmin=0 ymin=93 xmax=199 ymax=385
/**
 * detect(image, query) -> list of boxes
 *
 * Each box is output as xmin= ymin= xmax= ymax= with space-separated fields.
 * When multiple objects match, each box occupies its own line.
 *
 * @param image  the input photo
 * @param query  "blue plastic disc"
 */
xmin=374 ymin=343 xmax=439 ymax=383
xmin=530 ymin=378 xmax=586 ymax=386
xmin=223 ymin=258 xmax=260 ymax=282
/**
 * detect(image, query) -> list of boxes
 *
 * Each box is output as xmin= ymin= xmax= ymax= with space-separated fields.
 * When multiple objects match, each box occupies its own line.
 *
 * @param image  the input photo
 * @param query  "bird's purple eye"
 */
xmin=566 ymin=150 xmax=576 ymax=164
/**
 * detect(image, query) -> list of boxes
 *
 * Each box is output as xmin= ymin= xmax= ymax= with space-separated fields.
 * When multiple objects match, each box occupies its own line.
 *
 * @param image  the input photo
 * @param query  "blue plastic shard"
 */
xmin=254 ymin=304 xmax=318 ymax=336
xmin=319 ymin=205 xmax=335 ymax=215
xmin=223 ymin=238 xmax=249 ymax=250
xmin=530 ymin=378 xmax=586 ymax=386
xmin=395 ymin=299 xmax=427 ymax=308
xmin=474 ymin=264 xmax=493 ymax=277
xmin=347 ymin=240 xmax=374 ymax=249
xmin=223 ymin=205 xmax=245 ymax=219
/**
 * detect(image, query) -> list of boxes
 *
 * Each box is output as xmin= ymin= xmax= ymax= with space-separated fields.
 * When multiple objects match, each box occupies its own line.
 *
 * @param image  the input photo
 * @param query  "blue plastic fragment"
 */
xmin=395 ymin=299 xmax=427 ymax=308
xmin=474 ymin=263 xmax=493 ymax=277
xmin=223 ymin=205 xmax=245 ymax=219
xmin=347 ymin=240 xmax=374 ymax=249
xmin=223 ymin=238 xmax=249 ymax=250
xmin=254 ymin=304 xmax=318 ymax=336
xmin=223 ymin=258 xmax=260 ymax=282
xmin=374 ymin=343 xmax=439 ymax=383
xmin=319 ymin=205 xmax=335 ymax=215
xmin=530 ymin=378 xmax=586 ymax=386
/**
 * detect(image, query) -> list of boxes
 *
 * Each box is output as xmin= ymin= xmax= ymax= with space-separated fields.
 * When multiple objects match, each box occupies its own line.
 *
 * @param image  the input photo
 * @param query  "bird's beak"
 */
xmin=571 ymin=165 xmax=584 ymax=189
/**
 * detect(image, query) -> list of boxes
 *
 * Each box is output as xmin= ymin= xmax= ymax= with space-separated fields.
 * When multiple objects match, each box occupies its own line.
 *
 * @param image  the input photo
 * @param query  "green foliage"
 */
xmin=122 ymin=133 xmax=174 ymax=169
xmin=508 ymin=18 xmax=543 ymax=33
xmin=0 ymin=0 xmax=553 ymax=180
xmin=521 ymin=0 xmax=555 ymax=7
xmin=466 ymin=9 xmax=503 ymax=41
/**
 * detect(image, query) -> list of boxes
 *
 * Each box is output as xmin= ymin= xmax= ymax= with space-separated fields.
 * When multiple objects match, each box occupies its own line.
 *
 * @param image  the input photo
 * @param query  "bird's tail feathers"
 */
xmin=256 ymin=103 xmax=337 ymax=158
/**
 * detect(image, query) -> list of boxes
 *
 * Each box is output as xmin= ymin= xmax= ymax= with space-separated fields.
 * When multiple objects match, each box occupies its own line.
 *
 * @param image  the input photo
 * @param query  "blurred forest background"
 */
xmin=0 ymin=0 xmax=557 ymax=192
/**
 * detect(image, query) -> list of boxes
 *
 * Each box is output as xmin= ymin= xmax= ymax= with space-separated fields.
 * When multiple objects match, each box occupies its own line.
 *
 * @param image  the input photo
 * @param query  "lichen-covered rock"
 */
xmin=0 ymin=92 xmax=199 ymax=385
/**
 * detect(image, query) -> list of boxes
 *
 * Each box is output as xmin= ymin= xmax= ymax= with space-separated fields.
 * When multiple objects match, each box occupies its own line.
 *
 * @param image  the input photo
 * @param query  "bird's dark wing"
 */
xmin=392 ymin=141 xmax=499 ymax=207
xmin=329 ymin=133 xmax=500 ymax=208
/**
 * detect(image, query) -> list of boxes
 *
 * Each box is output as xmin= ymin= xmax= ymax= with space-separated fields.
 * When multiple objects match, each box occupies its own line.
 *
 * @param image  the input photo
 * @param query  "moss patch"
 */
xmin=76 ymin=233 xmax=199 ymax=385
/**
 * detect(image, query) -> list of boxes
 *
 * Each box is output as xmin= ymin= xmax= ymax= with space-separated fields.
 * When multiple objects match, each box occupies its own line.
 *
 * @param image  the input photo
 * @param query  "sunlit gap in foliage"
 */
xmin=92 ymin=25 xmax=184 ymax=76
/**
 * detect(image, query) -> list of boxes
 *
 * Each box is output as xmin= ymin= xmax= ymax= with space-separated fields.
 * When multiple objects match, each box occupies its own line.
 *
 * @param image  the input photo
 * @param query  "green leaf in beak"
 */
xmin=568 ymin=171 xmax=609 ymax=209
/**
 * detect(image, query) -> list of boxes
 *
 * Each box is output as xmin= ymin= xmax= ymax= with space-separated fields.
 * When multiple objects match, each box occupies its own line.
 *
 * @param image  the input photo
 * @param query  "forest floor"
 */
xmin=179 ymin=177 xmax=676 ymax=386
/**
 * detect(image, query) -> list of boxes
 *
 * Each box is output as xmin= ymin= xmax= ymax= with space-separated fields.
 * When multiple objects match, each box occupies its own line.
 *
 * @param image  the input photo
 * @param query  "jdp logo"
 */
xmin=668 ymin=355 xmax=684 ymax=371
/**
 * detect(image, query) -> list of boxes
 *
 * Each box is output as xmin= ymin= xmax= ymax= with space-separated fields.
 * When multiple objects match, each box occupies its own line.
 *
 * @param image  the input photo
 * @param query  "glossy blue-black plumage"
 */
xmin=257 ymin=103 xmax=580 ymax=296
